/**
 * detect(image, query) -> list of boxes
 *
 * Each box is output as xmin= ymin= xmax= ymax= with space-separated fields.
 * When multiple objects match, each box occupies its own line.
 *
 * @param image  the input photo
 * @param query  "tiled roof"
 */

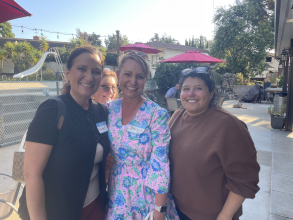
xmin=106 ymin=42 xmax=210 ymax=54
xmin=144 ymin=42 xmax=209 ymax=53
xmin=0 ymin=37 xmax=69 ymax=49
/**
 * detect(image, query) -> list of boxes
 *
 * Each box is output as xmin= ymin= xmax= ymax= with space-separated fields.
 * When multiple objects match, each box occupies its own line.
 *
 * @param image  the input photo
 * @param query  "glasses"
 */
xmin=100 ymin=85 xmax=115 ymax=93
xmin=181 ymin=66 xmax=210 ymax=75
xmin=124 ymin=50 xmax=149 ymax=60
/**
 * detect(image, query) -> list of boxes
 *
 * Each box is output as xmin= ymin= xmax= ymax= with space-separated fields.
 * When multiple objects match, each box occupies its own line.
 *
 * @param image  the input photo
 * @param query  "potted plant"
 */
xmin=269 ymin=104 xmax=286 ymax=129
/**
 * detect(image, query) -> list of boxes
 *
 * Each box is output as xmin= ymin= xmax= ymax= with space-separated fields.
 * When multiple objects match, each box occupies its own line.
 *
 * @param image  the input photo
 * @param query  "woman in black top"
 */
xmin=18 ymin=46 xmax=110 ymax=220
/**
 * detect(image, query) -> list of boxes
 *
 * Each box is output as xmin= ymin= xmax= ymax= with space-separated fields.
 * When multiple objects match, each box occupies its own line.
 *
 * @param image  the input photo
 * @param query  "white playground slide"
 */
xmin=13 ymin=49 xmax=63 ymax=79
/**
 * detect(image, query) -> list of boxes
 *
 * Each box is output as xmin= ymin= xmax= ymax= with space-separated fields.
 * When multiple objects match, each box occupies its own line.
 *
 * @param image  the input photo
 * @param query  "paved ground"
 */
xmin=222 ymin=100 xmax=293 ymax=220
xmin=0 ymin=100 xmax=292 ymax=219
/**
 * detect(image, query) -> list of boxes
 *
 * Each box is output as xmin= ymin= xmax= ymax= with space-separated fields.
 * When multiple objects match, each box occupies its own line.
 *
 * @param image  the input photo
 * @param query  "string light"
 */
xmin=11 ymin=24 xmax=78 ymax=38
xmin=11 ymin=24 xmax=108 ymax=40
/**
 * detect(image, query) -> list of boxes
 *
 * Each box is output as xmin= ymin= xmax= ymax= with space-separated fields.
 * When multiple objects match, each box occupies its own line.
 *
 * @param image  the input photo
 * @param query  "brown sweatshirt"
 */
xmin=169 ymin=105 xmax=260 ymax=220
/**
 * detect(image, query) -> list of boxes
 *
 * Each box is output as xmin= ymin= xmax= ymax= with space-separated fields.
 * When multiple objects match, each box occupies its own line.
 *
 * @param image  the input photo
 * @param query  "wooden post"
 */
xmin=285 ymin=39 xmax=293 ymax=131
xmin=116 ymin=30 xmax=120 ymax=66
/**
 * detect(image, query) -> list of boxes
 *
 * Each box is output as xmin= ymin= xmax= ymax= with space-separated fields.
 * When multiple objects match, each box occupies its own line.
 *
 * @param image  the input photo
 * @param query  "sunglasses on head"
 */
xmin=100 ymin=85 xmax=115 ymax=93
xmin=181 ymin=66 xmax=210 ymax=75
xmin=123 ymin=50 xmax=149 ymax=60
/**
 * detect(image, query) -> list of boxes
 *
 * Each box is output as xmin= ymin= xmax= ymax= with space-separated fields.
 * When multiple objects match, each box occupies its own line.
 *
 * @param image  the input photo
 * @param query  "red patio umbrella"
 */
xmin=120 ymin=42 xmax=162 ymax=54
xmin=158 ymin=50 xmax=226 ymax=64
xmin=0 ymin=0 xmax=32 ymax=24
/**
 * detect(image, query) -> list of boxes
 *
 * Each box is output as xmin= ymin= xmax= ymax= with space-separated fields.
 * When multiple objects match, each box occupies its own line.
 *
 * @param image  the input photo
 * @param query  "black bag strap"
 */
xmin=100 ymin=103 xmax=109 ymax=123
xmin=51 ymin=96 xmax=66 ymax=130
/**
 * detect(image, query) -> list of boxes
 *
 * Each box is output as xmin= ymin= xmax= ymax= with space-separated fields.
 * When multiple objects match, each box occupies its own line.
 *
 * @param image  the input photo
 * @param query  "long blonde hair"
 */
xmin=118 ymin=52 xmax=150 ymax=78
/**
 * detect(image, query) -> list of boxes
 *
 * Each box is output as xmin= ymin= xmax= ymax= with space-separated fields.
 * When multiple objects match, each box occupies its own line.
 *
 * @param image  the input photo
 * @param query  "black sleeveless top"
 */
xmin=19 ymin=92 xmax=110 ymax=220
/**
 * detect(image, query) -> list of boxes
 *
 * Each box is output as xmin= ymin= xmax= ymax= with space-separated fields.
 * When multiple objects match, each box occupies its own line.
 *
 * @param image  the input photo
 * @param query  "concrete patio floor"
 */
xmin=0 ymin=99 xmax=292 ymax=219
xmin=222 ymin=100 xmax=293 ymax=220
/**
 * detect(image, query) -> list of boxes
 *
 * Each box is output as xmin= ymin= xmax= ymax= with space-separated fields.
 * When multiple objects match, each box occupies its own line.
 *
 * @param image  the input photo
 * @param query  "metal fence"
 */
xmin=0 ymin=79 xmax=160 ymax=148
xmin=0 ymin=81 xmax=63 ymax=147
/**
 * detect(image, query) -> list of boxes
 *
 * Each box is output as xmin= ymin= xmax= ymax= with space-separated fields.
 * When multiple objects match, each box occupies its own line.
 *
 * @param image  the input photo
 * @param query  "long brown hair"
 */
xmin=61 ymin=46 xmax=104 ymax=94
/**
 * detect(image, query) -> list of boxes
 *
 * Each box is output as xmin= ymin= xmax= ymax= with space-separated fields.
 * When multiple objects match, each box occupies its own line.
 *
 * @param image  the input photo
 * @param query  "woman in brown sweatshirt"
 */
xmin=169 ymin=70 xmax=260 ymax=220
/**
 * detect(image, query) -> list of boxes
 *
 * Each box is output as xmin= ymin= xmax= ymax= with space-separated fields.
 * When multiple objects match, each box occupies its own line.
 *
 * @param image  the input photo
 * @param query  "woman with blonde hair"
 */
xmin=105 ymin=51 xmax=179 ymax=220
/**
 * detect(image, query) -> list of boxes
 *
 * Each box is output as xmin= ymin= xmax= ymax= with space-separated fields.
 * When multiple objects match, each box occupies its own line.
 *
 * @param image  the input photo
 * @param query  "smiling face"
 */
xmin=181 ymin=77 xmax=214 ymax=116
xmin=117 ymin=58 xmax=147 ymax=100
xmin=65 ymin=52 xmax=103 ymax=102
xmin=92 ymin=76 xmax=116 ymax=104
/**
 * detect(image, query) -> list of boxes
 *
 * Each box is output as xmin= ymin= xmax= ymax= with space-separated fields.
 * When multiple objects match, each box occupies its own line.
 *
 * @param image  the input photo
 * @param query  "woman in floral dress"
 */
xmin=105 ymin=51 xmax=179 ymax=220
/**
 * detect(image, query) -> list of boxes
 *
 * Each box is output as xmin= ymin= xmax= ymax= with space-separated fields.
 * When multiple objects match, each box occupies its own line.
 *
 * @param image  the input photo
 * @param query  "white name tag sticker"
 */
xmin=127 ymin=124 xmax=145 ymax=134
xmin=96 ymin=121 xmax=108 ymax=134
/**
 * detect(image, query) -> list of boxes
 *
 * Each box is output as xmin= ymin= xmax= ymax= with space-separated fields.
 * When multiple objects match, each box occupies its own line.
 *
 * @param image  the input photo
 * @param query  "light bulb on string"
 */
xmin=57 ymin=32 xmax=59 ymax=39
xmin=41 ymin=29 xmax=43 ymax=36
xmin=72 ymin=34 xmax=74 ymax=39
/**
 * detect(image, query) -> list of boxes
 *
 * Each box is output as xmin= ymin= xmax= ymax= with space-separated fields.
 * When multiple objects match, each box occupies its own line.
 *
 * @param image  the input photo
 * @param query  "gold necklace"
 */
xmin=187 ymin=107 xmax=210 ymax=117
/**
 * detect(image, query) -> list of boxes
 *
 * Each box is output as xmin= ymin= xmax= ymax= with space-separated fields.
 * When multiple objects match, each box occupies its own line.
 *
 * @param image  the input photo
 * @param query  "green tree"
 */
xmin=153 ymin=63 xmax=198 ymax=92
xmin=88 ymin=32 xmax=102 ymax=47
xmin=185 ymin=39 xmax=188 ymax=46
xmin=185 ymin=35 xmax=210 ymax=49
xmin=97 ymin=46 xmax=107 ymax=60
xmin=104 ymin=34 xmax=129 ymax=50
xmin=192 ymin=36 xmax=195 ymax=47
xmin=0 ymin=21 xmax=15 ymax=38
xmin=39 ymin=36 xmax=49 ymax=53
xmin=150 ymin=33 xmax=160 ymax=42
xmin=68 ymin=38 xmax=84 ymax=49
xmin=76 ymin=29 xmax=102 ymax=47
xmin=105 ymin=54 xmax=117 ymax=66
xmin=45 ymin=46 xmax=70 ymax=63
xmin=0 ymin=50 xmax=6 ymax=70
xmin=4 ymin=41 xmax=42 ymax=73
xmin=210 ymin=0 xmax=274 ymax=78
xmin=148 ymin=33 xmax=177 ymax=44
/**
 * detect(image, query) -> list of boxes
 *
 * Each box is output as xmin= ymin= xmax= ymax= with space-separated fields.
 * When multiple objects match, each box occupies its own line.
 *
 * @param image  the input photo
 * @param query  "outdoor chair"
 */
xmin=166 ymin=98 xmax=179 ymax=114
xmin=0 ymin=173 xmax=22 ymax=219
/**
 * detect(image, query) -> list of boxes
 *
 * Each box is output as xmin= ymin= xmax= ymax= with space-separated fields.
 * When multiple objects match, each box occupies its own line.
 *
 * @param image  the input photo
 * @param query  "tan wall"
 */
xmin=0 ymin=59 xmax=14 ymax=74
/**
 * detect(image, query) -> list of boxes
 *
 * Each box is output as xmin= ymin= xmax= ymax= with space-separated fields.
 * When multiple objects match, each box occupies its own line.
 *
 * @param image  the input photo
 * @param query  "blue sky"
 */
xmin=10 ymin=0 xmax=237 ymax=45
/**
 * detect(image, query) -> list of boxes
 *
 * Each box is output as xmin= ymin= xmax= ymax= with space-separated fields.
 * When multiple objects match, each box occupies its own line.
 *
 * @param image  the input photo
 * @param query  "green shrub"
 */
xmin=235 ymin=73 xmax=243 ymax=85
xmin=153 ymin=63 xmax=195 ymax=92
xmin=281 ymin=104 xmax=286 ymax=116
xmin=213 ymin=72 xmax=223 ymax=85
xmin=105 ymin=53 xmax=117 ymax=66
xmin=277 ymin=74 xmax=283 ymax=88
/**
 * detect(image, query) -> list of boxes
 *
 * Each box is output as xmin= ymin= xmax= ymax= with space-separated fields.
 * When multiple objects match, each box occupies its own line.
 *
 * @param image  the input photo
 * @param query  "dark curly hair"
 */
xmin=179 ymin=72 xmax=217 ymax=107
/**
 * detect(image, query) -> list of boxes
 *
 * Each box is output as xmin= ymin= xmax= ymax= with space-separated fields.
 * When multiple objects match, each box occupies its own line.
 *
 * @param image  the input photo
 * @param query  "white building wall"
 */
xmin=165 ymin=49 xmax=187 ymax=59
xmin=260 ymin=54 xmax=279 ymax=78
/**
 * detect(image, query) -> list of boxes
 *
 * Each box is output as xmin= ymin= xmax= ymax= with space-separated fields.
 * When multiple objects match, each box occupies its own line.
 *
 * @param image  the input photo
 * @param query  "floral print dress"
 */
xmin=106 ymin=98 xmax=179 ymax=220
